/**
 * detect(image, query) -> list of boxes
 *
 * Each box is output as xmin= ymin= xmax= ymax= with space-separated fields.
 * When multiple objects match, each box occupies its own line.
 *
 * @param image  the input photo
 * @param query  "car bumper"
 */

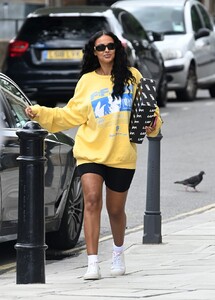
xmin=4 ymin=57 xmax=81 ymax=96
xmin=5 ymin=70 xmax=79 ymax=100
xmin=164 ymin=57 xmax=189 ymax=90
xmin=22 ymin=79 xmax=76 ymax=95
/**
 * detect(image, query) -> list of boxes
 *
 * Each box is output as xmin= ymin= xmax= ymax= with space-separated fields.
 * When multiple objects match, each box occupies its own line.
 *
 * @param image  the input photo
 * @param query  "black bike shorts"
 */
xmin=77 ymin=163 xmax=135 ymax=193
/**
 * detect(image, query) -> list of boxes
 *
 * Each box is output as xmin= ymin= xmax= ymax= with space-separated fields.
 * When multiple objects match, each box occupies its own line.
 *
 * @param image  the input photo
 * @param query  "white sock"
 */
xmin=113 ymin=243 xmax=124 ymax=253
xmin=88 ymin=255 xmax=98 ymax=265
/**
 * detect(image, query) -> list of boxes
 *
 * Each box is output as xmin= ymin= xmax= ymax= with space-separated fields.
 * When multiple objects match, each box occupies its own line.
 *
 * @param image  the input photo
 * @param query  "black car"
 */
xmin=2 ymin=6 xmax=167 ymax=107
xmin=0 ymin=72 xmax=84 ymax=250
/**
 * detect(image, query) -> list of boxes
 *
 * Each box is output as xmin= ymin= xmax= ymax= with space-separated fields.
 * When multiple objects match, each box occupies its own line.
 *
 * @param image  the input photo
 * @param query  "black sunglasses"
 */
xmin=94 ymin=43 xmax=115 ymax=52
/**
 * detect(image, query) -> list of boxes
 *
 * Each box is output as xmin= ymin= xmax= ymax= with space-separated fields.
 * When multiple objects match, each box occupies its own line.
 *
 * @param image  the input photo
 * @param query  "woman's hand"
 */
xmin=145 ymin=116 xmax=157 ymax=135
xmin=145 ymin=125 xmax=155 ymax=135
xmin=25 ymin=106 xmax=37 ymax=119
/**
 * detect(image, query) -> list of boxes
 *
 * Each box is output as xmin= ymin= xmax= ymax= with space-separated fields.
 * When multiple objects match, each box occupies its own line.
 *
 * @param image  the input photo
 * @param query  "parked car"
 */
xmin=0 ymin=72 xmax=84 ymax=250
xmin=112 ymin=0 xmax=215 ymax=101
xmin=2 ymin=5 xmax=167 ymax=107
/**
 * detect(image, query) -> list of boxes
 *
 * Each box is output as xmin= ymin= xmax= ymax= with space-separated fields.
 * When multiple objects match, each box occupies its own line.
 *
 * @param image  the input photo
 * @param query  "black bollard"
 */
xmin=143 ymin=131 xmax=162 ymax=244
xmin=15 ymin=121 xmax=48 ymax=284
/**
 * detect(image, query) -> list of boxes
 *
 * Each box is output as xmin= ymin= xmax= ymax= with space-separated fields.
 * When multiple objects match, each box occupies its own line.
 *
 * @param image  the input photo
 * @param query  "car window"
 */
xmin=18 ymin=16 xmax=110 ymax=42
xmin=125 ymin=6 xmax=185 ymax=35
xmin=0 ymin=78 xmax=26 ymax=102
xmin=197 ymin=4 xmax=213 ymax=31
xmin=117 ymin=11 xmax=148 ymax=40
xmin=0 ymin=78 xmax=29 ymax=128
xmin=191 ymin=5 xmax=203 ymax=33
xmin=0 ymin=92 xmax=10 ymax=128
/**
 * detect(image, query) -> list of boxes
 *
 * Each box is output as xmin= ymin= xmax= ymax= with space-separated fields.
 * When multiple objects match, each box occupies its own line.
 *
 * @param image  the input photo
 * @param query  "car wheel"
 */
xmin=46 ymin=169 xmax=84 ymax=250
xmin=209 ymin=86 xmax=215 ymax=98
xmin=156 ymin=73 xmax=168 ymax=107
xmin=176 ymin=65 xmax=197 ymax=102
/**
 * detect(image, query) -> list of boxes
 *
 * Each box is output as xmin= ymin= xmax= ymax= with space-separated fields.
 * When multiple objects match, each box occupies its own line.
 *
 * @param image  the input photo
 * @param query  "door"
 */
xmin=0 ymin=89 xmax=21 ymax=236
xmin=191 ymin=4 xmax=214 ymax=80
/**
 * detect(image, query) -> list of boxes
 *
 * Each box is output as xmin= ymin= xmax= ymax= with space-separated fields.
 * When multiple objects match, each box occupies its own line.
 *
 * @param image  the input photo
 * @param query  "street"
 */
xmin=131 ymin=90 xmax=215 ymax=226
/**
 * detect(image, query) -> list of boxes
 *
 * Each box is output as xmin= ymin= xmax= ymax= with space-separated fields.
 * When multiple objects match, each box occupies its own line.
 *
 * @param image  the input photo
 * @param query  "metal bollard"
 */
xmin=15 ymin=121 xmax=48 ymax=284
xmin=143 ymin=131 xmax=162 ymax=244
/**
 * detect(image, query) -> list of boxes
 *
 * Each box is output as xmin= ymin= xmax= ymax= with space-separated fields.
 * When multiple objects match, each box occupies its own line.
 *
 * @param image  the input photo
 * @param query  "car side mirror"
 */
xmin=194 ymin=28 xmax=210 ymax=40
xmin=147 ymin=31 xmax=164 ymax=42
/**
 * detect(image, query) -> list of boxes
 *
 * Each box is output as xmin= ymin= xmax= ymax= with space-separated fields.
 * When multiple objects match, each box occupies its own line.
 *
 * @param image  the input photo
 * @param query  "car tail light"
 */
xmin=8 ymin=40 xmax=29 ymax=57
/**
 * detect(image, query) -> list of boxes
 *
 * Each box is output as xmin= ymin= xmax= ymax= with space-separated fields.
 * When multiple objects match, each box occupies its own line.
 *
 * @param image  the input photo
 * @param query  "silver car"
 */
xmin=112 ymin=0 xmax=215 ymax=101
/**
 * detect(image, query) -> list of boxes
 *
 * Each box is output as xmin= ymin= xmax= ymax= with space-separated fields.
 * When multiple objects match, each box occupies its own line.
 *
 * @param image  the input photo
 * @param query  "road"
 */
xmin=157 ymin=90 xmax=215 ymax=221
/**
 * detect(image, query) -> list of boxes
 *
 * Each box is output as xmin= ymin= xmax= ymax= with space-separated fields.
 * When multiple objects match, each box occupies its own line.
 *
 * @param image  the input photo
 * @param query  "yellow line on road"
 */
xmin=97 ymin=204 xmax=215 ymax=241
xmin=0 ymin=262 xmax=16 ymax=273
xmin=163 ymin=203 xmax=215 ymax=223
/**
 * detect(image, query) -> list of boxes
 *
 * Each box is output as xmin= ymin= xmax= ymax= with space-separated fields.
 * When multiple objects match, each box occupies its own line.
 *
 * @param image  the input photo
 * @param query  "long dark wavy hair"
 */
xmin=80 ymin=31 xmax=136 ymax=99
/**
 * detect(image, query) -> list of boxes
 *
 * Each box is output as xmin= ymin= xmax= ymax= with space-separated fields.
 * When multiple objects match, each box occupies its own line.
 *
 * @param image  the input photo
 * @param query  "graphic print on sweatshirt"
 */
xmin=91 ymin=88 xmax=133 ymax=119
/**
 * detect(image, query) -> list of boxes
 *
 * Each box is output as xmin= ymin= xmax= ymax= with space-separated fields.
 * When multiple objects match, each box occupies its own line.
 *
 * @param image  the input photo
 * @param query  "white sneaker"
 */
xmin=83 ymin=262 xmax=101 ymax=280
xmin=111 ymin=251 xmax=126 ymax=276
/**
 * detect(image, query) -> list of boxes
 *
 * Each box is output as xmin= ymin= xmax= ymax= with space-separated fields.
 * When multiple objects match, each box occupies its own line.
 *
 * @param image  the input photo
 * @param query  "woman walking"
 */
xmin=25 ymin=31 xmax=162 ymax=280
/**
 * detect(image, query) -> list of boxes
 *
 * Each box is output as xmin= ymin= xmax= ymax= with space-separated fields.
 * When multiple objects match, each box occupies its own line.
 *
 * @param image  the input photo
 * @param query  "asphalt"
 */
xmin=1 ymin=205 xmax=215 ymax=300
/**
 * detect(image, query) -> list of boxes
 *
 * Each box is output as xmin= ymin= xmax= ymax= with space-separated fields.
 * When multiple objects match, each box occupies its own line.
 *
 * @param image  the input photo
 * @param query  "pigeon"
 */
xmin=174 ymin=171 xmax=205 ymax=191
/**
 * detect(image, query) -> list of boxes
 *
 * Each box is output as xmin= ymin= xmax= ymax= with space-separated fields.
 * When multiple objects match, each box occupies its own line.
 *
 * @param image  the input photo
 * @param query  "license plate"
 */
xmin=42 ymin=49 xmax=83 ymax=60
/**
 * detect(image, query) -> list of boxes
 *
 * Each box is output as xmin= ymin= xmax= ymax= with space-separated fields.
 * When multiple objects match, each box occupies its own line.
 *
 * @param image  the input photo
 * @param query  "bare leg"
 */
xmin=81 ymin=173 xmax=104 ymax=255
xmin=106 ymin=187 xmax=128 ymax=246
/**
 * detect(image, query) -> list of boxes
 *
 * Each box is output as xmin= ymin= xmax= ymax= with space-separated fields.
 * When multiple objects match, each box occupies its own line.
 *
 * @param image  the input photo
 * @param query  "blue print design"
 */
xmin=92 ymin=93 xmax=132 ymax=118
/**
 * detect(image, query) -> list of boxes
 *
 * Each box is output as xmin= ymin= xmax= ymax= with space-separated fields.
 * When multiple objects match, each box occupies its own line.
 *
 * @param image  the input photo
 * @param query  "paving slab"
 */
xmin=0 ymin=208 xmax=215 ymax=299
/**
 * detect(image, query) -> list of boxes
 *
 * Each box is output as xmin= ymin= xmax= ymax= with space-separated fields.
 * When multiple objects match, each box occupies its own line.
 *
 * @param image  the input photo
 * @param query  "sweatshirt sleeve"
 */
xmin=30 ymin=77 xmax=88 ymax=133
xmin=147 ymin=106 xmax=163 ymax=138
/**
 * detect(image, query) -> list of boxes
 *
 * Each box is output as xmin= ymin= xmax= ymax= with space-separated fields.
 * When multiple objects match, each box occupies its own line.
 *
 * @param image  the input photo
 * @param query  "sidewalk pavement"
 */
xmin=1 ymin=206 xmax=215 ymax=300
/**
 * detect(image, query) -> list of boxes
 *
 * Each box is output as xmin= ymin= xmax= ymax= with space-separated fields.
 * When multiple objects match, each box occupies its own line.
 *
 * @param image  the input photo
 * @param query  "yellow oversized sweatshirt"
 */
xmin=30 ymin=67 xmax=162 ymax=169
